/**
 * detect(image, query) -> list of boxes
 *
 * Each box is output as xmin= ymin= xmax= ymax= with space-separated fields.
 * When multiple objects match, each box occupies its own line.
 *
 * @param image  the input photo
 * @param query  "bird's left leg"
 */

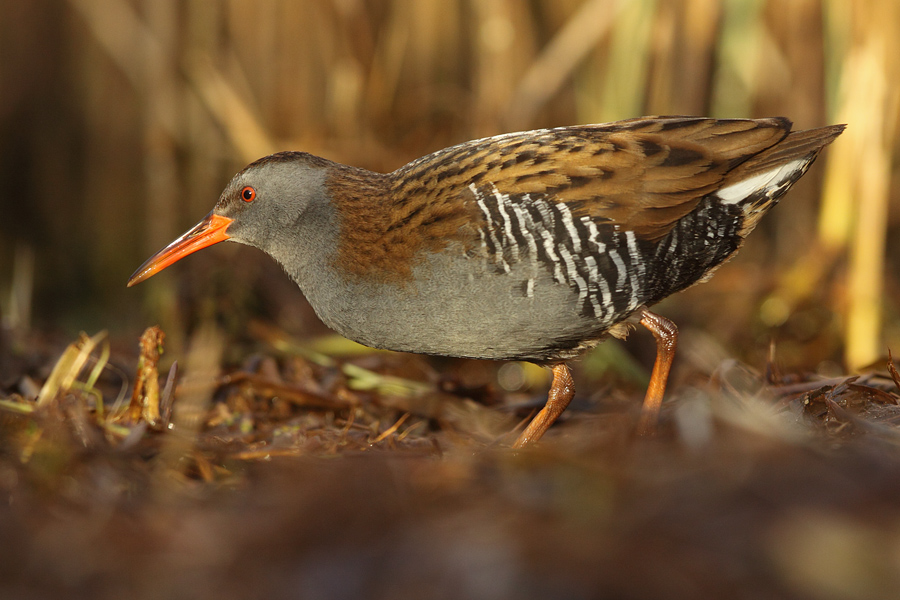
xmin=636 ymin=309 xmax=678 ymax=435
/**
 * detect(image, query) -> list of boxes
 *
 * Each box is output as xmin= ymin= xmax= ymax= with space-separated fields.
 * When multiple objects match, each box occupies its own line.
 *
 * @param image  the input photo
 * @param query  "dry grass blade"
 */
xmin=0 ymin=397 xmax=34 ymax=414
xmin=36 ymin=331 xmax=107 ymax=406
xmin=158 ymin=360 xmax=178 ymax=423
xmin=82 ymin=335 xmax=110 ymax=417
xmin=83 ymin=336 xmax=110 ymax=392
xmin=371 ymin=412 xmax=411 ymax=444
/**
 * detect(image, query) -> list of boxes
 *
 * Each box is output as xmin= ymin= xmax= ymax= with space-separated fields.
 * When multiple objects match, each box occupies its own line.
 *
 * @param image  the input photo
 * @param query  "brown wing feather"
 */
xmin=336 ymin=117 xmax=836 ymax=282
xmin=393 ymin=116 xmax=793 ymax=241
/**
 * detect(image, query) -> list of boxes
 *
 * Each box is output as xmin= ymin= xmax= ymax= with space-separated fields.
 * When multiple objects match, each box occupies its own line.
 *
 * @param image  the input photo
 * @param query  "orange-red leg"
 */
xmin=513 ymin=363 xmax=575 ymax=448
xmin=637 ymin=309 xmax=678 ymax=435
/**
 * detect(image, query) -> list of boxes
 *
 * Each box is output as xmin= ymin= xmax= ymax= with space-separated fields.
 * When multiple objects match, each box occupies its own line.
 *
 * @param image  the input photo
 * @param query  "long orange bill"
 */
xmin=127 ymin=212 xmax=233 ymax=287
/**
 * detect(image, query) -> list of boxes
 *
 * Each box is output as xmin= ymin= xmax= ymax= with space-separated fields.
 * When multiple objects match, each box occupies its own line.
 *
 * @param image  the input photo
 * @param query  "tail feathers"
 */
xmin=736 ymin=123 xmax=845 ymax=177
xmin=713 ymin=123 xmax=844 ymax=235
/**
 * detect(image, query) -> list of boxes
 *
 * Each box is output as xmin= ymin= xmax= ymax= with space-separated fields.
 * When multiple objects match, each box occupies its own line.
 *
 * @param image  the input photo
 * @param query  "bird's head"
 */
xmin=127 ymin=152 xmax=332 ymax=287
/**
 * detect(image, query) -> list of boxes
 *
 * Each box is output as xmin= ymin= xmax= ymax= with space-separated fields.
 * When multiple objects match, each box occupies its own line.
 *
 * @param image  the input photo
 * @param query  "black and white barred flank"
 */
xmin=468 ymin=151 xmax=817 ymax=325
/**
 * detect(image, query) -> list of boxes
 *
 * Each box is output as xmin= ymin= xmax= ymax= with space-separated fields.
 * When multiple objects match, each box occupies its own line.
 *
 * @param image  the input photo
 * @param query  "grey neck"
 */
xmin=260 ymin=200 xmax=341 ymax=293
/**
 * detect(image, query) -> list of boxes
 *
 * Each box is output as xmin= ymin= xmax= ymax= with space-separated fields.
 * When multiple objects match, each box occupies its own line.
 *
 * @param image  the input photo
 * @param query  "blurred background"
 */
xmin=0 ymin=0 xmax=897 ymax=375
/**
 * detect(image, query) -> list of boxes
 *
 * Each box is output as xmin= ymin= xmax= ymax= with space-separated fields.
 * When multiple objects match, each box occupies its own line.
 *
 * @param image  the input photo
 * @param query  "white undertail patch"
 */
xmin=716 ymin=159 xmax=808 ymax=205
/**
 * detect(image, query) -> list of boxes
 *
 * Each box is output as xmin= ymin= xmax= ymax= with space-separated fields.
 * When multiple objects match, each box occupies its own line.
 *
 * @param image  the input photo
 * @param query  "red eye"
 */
xmin=241 ymin=186 xmax=256 ymax=202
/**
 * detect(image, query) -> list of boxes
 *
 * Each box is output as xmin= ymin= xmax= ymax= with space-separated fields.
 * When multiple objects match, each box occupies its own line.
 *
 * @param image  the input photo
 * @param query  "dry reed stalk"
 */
xmin=821 ymin=0 xmax=899 ymax=369
xmin=505 ymin=0 xmax=621 ymax=129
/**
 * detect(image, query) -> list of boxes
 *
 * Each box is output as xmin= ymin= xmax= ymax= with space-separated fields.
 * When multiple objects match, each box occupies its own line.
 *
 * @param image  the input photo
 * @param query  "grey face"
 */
xmin=125 ymin=151 xmax=342 ymax=289
xmin=213 ymin=156 xmax=331 ymax=256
